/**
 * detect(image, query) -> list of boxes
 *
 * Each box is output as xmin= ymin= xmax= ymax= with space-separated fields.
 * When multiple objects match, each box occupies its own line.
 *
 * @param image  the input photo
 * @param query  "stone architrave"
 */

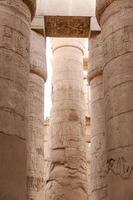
xmin=45 ymin=38 xmax=88 ymax=200
xmin=96 ymin=0 xmax=133 ymax=199
xmin=0 ymin=1 xmax=36 ymax=199
xmin=88 ymin=32 xmax=107 ymax=200
xmin=27 ymin=30 xmax=47 ymax=200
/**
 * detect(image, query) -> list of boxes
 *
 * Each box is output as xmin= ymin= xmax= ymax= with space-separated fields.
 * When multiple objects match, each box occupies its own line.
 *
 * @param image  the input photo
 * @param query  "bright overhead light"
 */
xmin=36 ymin=0 xmax=96 ymax=17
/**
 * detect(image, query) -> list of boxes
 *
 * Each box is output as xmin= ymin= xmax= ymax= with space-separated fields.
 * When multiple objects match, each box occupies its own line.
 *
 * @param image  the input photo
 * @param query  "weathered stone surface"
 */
xmin=27 ymin=30 xmax=47 ymax=200
xmin=88 ymin=33 xmax=103 ymax=82
xmin=85 ymin=117 xmax=91 ymax=199
xmin=96 ymin=0 xmax=133 ymax=199
xmin=44 ymin=119 xmax=51 ymax=191
xmin=88 ymin=33 xmax=107 ymax=200
xmin=84 ymin=75 xmax=90 ymax=117
xmin=44 ymin=16 xmax=90 ymax=38
xmin=96 ymin=0 xmax=115 ymax=24
xmin=45 ymin=38 xmax=88 ymax=200
xmin=30 ymin=30 xmax=47 ymax=80
xmin=0 ymin=1 xmax=35 ymax=199
xmin=23 ymin=0 xmax=36 ymax=19
xmin=44 ymin=86 xmax=91 ymax=200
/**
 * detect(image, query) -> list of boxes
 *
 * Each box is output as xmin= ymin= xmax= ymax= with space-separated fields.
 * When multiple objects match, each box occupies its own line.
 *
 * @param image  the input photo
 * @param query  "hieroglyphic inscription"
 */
xmin=103 ymin=26 xmax=133 ymax=65
xmin=44 ymin=16 xmax=90 ymax=37
xmin=0 ymin=25 xmax=29 ymax=58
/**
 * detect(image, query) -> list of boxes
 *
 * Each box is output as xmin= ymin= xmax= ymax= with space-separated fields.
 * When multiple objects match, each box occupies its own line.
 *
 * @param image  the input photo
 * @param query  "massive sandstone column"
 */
xmin=96 ymin=0 xmax=133 ymax=199
xmin=85 ymin=117 xmax=91 ymax=200
xmin=0 ymin=1 xmax=35 ymax=199
xmin=44 ymin=119 xmax=51 ymax=197
xmin=45 ymin=38 xmax=88 ymax=200
xmin=83 ymin=65 xmax=91 ymax=199
xmin=27 ymin=30 xmax=47 ymax=200
xmin=88 ymin=33 xmax=106 ymax=200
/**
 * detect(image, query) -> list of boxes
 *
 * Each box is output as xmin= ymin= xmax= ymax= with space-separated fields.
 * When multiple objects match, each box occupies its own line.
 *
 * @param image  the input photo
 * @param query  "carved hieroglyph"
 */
xmin=0 ymin=0 xmax=36 ymax=199
xmin=45 ymin=38 xmax=88 ymax=200
xmin=44 ymin=16 xmax=90 ymax=38
xmin=88 ymin=33 xmax=107 ymax=200
xmin=96 ymin=0 xmax=133 ymax=199
xmin=27 ymin=30 xmax=47 ymax=200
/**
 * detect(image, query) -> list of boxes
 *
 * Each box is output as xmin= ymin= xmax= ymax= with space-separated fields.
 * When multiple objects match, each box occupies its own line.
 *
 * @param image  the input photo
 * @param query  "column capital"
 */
xmin=23 ymin=0 xmax=36 ymax=20
xmin=96 ymin=0 xmax=115 ymax=24
xmin=96 ymin=0 xmax=133 ymax=25
xmin=88 ymin=32 xmax=103 ymax=82
xmin=52 ymin=38 xmax=85 ymax=55
xmin=0 ymin=0 xmax=36 ymax=21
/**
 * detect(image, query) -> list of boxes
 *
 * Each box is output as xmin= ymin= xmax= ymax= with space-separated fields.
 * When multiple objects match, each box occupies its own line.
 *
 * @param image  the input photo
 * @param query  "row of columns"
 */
xmin=29 ymin=0 xmax=133 ymax=199
xmin=0 ymin=0 xmax=87 ymax=199
xmin=1 ymin=0 xmax=133 ymax=199
xmin=0 ymin=1 xmax=89 ymax=198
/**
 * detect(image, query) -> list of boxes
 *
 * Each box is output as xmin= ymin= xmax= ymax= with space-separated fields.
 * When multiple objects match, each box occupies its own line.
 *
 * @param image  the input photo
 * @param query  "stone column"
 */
xmin=85 ymin=117 xmax=91 ymax=200
xmin=96 ymin=0 xmax=133 ymax=199
xmin=83 ymin=72 xmax=90 ymax=119
xmin=45 ymin=38 xmax=88 ymax=200
xmin=88 ymin=33 xmax=106 ymax=200
xmin=44 ymin=119 xmax=51 ymax=196
xmin=83 ymin=63 xmax=91 ymax=199
xmin=27 ymin=30 xmax=47 ymax=200
xmin=0 ymin=1 xmax=36 ymax=199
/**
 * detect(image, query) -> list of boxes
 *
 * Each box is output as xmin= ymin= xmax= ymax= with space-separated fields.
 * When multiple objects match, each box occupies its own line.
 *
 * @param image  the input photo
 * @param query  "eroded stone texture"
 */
xmin=96 ymin=0 xmax=133 ymax=199
xmin=85 ymin=117 xmax=91 ymax=199
xmin=44 ymin=16 xmax=90 ymax=38
xmin=88 ymin=33 xmax=107 ymax=200
xmin=44 ymin=119 xmax=51 ymax=197
xmin=84 ymin=71 xmax=91 ymax=199
xmin=0 ymin=0 xmax=35 ymax=199
xmin=45 ymin=38 xmax=88 ymax=200
xmin=27 ymin=30 xmax=47 ymax=200
xmin=84 ymin=75 xmax=90 ymax=118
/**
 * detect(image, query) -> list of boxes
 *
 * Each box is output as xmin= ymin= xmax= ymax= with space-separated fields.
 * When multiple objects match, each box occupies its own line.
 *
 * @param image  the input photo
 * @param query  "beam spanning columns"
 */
xmin=88 ymin=32 xmax=107 ymax=200
xmin=45 ymin=38 xmax=88 ymax=200
xmin=27 ymin=29 xmax=47 ymax=200
xmin=0 ymin=0 xmax=36 ymax=199
xmin=96 ymin=0 xmax=133 ymax=199
xmin=44 ymin=16 xmax=90 ymax=38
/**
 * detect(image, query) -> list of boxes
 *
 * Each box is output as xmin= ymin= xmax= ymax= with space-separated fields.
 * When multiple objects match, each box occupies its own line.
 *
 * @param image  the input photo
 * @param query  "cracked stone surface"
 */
xmin=88 ymin=33 xmax=107 ymax=200
xmin=27 ymin=30 xmax=47 ymax=200
xmin=0 ymin=1 xmax=36 ymax=199
xmin=45 ymin=38 xmax=88 ymax=200
xmin=96 ymin=0 xmax=133 ymax=199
